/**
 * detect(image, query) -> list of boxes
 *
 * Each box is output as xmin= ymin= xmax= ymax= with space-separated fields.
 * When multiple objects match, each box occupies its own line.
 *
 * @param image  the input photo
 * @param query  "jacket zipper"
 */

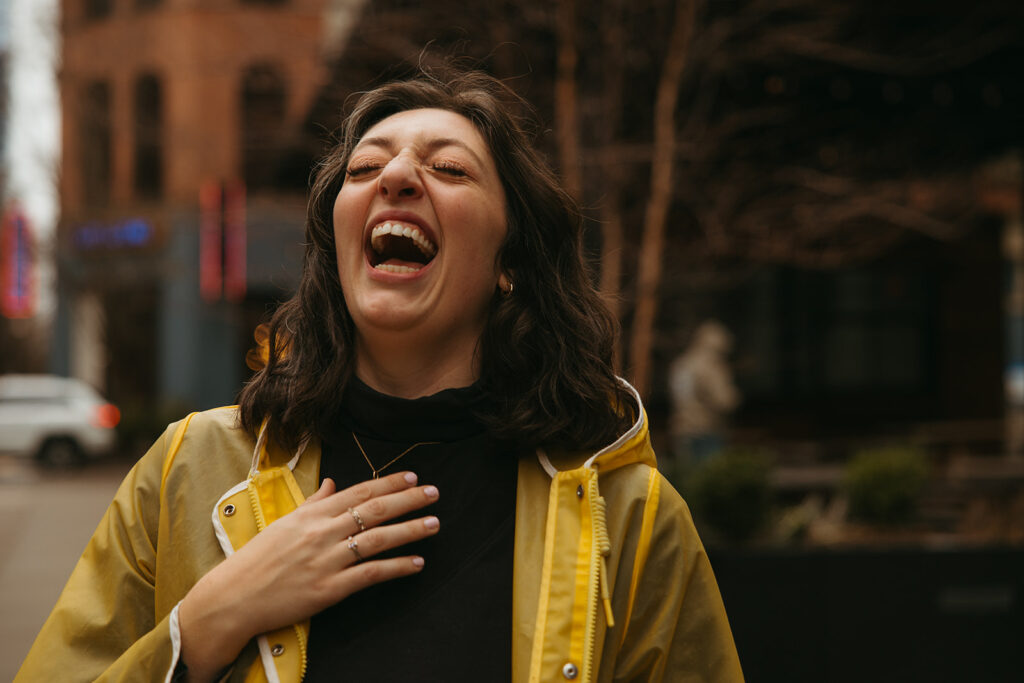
xmin=293 ymin=623 xmax=308 ymax=680
xmin=582 ymin=473 xmax=615 ymax=683
xmin=247 ymin=475 xmax=309 ymax=681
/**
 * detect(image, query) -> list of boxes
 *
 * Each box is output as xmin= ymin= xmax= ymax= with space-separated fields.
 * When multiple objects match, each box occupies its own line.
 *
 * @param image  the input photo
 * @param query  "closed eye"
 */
xmin=432 ymin=160 xmax=467 ymax=177
xmin=346 ymin=163 xmax=381 ymax=177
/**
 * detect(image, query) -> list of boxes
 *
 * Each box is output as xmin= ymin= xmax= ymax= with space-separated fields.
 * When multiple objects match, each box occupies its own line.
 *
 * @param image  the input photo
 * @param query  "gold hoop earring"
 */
xmin=502 ymin=279 xmax=514 ymax=296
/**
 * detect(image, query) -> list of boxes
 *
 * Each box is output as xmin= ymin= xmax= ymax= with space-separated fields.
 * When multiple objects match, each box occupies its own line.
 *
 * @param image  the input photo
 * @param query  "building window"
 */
xmin=85 ymin=0 xmax=113 ymax=20
xmin=80 ymin=81 xmax=112 ymax=207
xmin=241 ymin=64 xmax=287 ymax=190
xmin=134 ymin=73 xmax=164 ymax=200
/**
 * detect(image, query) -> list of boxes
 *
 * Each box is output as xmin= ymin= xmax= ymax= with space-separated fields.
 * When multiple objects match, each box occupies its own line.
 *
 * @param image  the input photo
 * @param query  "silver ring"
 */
xmin=347 ymin=535 xmax=363 ymax=563
xmin=348 ymin=506 xmax=366 ymax=532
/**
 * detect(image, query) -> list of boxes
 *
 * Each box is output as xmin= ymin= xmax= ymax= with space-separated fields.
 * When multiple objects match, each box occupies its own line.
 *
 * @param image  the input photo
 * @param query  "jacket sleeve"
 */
xmin=613 ymin=476 xmax=744 ymax=683
xmin=15 ymin=425 xmax=184 ymax=683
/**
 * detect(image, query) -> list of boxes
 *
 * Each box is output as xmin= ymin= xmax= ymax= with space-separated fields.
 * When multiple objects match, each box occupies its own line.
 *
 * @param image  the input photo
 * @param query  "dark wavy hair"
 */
xmin=238 ymin=69 xmax=635 ymax=451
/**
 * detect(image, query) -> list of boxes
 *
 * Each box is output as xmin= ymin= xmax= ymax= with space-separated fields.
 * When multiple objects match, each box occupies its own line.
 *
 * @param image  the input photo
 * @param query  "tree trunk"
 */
xmin=555 ymin=0 xmax=582 ymax=200
xmin=627 ymin=0 xmax=697 ymax=397
xmin=598 ymin=0 xmax=627 ymax=368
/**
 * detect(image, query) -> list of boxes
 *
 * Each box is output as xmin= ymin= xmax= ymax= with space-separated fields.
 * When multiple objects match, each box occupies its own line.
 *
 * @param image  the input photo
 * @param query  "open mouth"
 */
xmin=368 ymin=221 xmax=438 ymax=273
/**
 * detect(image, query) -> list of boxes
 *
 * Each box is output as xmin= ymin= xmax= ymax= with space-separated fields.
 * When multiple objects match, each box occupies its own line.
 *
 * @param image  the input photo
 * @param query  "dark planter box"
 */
xmin=709 ymin=546 xmax=1024 ymax=682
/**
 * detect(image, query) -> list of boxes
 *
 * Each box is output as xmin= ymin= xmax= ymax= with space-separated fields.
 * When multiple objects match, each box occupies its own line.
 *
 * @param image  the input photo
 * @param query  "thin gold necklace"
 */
xmin=351 ymin=431 xmax=439 ymax=479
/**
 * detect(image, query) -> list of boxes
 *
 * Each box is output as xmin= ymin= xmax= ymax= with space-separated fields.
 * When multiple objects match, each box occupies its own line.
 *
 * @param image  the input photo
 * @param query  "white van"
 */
xmin=0 ymin=375 xmax=120 ymax=465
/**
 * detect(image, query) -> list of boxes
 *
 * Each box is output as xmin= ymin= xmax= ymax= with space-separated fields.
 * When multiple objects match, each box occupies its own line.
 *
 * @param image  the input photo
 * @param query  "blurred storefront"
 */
xmin=53 ymin=198 xmax=306 ymax=411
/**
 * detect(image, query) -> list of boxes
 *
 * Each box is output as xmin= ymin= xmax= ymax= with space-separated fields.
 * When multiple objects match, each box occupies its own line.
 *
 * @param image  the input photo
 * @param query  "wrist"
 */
xmin=179 ymin=575 xmax=251 ymax=679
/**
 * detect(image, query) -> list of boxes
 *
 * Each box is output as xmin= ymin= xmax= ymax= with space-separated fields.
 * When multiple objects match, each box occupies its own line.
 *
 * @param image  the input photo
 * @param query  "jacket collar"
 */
xmin=536 ymin=378 xmax=656 ymax=476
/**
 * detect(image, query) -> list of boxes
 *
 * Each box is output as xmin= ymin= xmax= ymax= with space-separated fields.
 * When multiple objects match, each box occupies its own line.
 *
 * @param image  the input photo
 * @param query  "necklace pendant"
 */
xmin=351 ymin=431 xmax=440 ymax=482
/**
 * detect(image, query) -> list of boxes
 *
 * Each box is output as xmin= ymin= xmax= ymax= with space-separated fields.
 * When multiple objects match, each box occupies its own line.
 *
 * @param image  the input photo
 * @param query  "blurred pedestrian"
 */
xmin=668 ymin=320 xmax=741 ymax=478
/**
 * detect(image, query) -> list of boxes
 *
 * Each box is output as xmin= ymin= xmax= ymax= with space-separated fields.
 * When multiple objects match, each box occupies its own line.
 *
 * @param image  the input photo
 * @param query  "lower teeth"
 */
xmin=374 ymin=264 xmax=421 ymax=273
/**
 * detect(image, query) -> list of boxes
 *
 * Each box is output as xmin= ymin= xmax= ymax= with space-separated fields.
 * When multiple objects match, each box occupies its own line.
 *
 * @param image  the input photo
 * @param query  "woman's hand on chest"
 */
xmin=177 ymin=471 xmax=440 ymax=681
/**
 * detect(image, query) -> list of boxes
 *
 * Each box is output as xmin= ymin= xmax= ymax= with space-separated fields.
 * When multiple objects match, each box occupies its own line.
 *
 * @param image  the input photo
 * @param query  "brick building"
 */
xmin=55 ymin=0 xmax=333 ymax=413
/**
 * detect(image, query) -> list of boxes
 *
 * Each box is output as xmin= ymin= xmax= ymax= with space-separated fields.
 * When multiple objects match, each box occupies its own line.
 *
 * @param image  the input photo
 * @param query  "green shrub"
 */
xmin=844 ymin=446 xmax=928 ymax=526
xmin=686 ymin=450 xmax=772 ymax=542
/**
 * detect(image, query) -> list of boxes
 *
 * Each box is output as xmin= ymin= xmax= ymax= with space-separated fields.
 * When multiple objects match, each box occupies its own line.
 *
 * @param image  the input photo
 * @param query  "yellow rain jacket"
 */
xmin=17 ymin=388 xmax=742 ymax=682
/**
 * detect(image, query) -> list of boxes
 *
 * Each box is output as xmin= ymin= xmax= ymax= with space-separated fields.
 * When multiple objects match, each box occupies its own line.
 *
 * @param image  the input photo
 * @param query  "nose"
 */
xmin=378 ymin=155 xmax=423 ymax=200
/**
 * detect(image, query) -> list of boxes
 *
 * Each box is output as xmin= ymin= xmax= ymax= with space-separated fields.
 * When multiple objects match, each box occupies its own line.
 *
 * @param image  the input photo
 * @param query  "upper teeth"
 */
xmin=370 ymin=222 xmax=437 ymax=258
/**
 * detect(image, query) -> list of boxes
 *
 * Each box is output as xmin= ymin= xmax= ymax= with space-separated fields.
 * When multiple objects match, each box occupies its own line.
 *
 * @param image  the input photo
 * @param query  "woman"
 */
xmin=17 ymin=70 xmax=742 ymax=682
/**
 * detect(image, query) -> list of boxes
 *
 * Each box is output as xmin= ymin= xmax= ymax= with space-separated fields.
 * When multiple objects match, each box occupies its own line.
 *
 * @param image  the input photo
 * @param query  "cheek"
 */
xmin=460 ymin=228 xmax=504 ymax=271
xmin=484 ymin=210 xmax=509 ymax=263
xmin=462 ymin=198 xmax=507 ymax=256
xmin=333 ymin=192 xmax=363 ymax=251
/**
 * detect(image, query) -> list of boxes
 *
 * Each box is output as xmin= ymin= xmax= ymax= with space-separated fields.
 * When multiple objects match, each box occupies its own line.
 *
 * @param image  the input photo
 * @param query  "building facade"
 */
xmin=57 ymin=0 xmax=332 ymax=414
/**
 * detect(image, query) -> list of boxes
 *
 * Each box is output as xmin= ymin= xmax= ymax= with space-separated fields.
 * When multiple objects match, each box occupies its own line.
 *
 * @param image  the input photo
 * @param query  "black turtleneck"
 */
xmin=304 ymin=378 xmax=518 ymax=682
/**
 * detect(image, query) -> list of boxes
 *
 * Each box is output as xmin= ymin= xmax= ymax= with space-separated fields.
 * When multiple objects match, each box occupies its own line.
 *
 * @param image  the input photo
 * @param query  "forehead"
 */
xmin=356 ymin=108 xmax=490 ymax=155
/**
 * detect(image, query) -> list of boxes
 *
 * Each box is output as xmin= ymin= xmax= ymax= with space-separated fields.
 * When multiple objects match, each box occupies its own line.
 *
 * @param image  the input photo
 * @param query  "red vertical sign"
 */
xmin=1 ymin=206 xmax=35 ymax=319
xmin=199 ymin=182 xmax=223 ymax=302
xmin=199 ymin=181 xmax=247 ymax=303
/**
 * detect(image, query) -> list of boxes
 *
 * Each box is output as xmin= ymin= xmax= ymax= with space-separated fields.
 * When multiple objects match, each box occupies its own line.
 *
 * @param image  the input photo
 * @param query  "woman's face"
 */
xmin=333 ymin=108 xmax=508 ymax=357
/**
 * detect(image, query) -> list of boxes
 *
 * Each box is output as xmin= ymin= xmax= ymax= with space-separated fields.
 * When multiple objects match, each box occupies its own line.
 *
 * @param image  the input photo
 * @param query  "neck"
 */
xmin=353 ymin=331 xmax=481 ymax=399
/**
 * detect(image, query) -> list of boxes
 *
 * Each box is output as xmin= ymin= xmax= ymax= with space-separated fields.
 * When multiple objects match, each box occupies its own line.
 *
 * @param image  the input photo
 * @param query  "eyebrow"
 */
xmin=355 ymin=136 xmax=487 ymax=167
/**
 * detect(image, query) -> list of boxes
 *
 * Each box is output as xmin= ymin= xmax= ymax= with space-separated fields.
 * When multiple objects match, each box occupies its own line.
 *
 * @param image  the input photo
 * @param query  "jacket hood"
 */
xmin=537 ymin=378 xmax=656 ymax=476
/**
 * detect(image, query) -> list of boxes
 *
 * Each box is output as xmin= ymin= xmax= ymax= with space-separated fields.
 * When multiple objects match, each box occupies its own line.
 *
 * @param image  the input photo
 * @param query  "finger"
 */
xmin=344 ymin=515 xmax=440 ymax=565
xmin=320 ymin=471 xmax=420 ymax=516
xmin=335 ymin=556 xmax=426 ymax=598
xmin=302 ymin=478 xmax=336 ymax=506
xmin=346 ymin=485 xmax=440 ymax=531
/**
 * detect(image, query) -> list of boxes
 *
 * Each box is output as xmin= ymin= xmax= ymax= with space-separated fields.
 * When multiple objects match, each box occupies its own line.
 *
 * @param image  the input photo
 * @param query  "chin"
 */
xmin=352 ymin=300 xmax=427 ymax=333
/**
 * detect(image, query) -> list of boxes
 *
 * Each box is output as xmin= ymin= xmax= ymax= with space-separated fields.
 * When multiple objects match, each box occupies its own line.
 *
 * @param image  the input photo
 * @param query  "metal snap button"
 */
xmin=271 ymin=643 xmax=285 ymax=656
xmin=223 ymin=504 xmax=235 ymax=516
xmin=576 ymin=484 xmax=584 ymax=499
xmin=562 ymin=662 xmax=579 ymax=679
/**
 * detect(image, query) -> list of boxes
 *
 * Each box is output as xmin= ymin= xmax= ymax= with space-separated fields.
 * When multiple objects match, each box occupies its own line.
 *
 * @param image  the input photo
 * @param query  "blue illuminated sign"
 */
xmin=74 ymin=218 xmax=154 ymax=250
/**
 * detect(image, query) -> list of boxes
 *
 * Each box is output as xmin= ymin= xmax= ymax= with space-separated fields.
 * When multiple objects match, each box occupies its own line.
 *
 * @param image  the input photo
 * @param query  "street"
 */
xmin=0 ymin=454 xmax=133 ymax=680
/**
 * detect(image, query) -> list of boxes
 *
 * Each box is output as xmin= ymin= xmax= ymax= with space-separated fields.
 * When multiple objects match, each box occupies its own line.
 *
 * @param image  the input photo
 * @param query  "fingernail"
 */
xmin=424 ymin=516 xmax=439 ymax=530
xmin=424 ymin=485 xmax=439 ymax=499
xmin=412 ymin=556 xmax=425 ymax=568
xmin=404 ymin=472 xmax=418 ymax=485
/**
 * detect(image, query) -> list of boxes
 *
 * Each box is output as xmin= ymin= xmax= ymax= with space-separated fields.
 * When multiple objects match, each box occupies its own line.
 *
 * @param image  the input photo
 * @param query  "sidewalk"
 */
xmin=0 ymin=457 xmax=131 ymax=681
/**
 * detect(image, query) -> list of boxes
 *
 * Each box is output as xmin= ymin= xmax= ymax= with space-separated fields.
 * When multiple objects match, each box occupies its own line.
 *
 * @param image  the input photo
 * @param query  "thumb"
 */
xmin=302 ymin=478 xmax=336 ymax=506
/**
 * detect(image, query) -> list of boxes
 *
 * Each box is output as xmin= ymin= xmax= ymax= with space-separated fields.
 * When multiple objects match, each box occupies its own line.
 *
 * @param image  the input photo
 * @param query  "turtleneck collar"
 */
xmin=337 ymin=375 xmax=490 ymax=443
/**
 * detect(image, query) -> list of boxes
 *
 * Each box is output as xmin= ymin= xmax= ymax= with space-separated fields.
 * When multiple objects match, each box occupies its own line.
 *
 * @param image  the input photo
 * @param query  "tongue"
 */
xmin=378 ymin=257 xmax=425 ymax=269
